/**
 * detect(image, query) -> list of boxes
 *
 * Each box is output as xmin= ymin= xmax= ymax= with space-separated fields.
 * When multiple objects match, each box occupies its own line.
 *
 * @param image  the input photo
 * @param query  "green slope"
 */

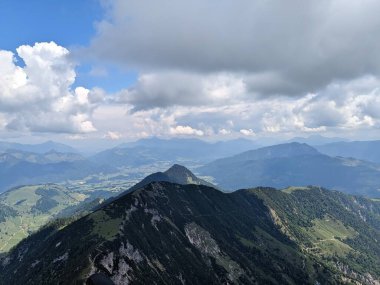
xmin=2 ymin=183 xmax=379 ymax=284
xmin=0 ymin=184 xmax=88 ymax=253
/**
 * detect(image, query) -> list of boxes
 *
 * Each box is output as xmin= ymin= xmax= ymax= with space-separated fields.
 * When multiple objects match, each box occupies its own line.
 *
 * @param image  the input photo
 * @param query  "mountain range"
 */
xmin=198 ymin=142 xmax=380 ymax=197
xmin=316 ymin=140 xmax=380 ymax=164
xmin=0 ymin=150 xmax=113 ymax=193
xmin=91 ymin=137 xmax=260 ymax=167
xmin=0 ymin=140 xmax=78 ymax=154
xmin=1 ymin=166 xmax=379 ymax=284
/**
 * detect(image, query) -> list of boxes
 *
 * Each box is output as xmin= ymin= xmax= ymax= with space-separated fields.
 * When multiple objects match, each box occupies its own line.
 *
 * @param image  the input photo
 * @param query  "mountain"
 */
xmin=198 ymin=142 xmax=380 ymax=197
xmin=0 ymin=140 xmax=78 ymax=154
xmin=203 ymin=142 xmax=320 ymax=165
xmin=316 ymin=140 xmax=380 ymax=164
xmin=128 ymin=164 xmax=215 ymax=192
xmin=2 ymin=182 xmax=379 ymax=284
xmin=286 ymin=135 xmax=348 ymax=145
xmin=0 ymin=165 xmax=210 ymax=254
xmin=0 ymin=150 xmax=114 ymax=193
xmin=0 ymin=149 xmax=84 ymax=164
xmin=94 ymin=164 xmax=216 ymax=211
xmin=91 ymin=137 xmax=260 ymax=167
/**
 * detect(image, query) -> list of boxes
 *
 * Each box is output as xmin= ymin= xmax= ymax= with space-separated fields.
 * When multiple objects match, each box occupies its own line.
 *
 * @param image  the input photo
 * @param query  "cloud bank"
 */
xmin=76 ymin=0 xmax=380 ymax=141
xmin=92 ymin=0 xmax=380 ymax=96
xmin=4 ymin=1 xmax=380 ymax=141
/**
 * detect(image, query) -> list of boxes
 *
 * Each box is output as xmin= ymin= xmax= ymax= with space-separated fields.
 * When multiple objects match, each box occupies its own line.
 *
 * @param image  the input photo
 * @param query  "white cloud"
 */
xmin=240 ymin=129 xmax=255 ymax=136
xmin=219 ymin=129 xmax=231 ymax=135
xmin=169 ymin=125 xmax=204 ymax=136
xmin=0 ymin=42 xmax=100 ymax=134
xmin=88 ymin=78 xmax=380 ymax=141
xmin=104 ymin=131 xmax=122 ymax=140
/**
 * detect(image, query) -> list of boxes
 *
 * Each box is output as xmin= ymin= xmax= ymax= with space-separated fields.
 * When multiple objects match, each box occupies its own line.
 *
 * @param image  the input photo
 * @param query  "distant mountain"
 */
xmin=286 ymin=135 xmax=348 ymax=145
xmin=0 ymin=149 xmax=84 ymax=164
xmin=0 ymin=140 xmax=78 ymax=154
xmin=92 ymin=137 xmax=260 ymax=167
xmin=316 ymin=140 xmax=380 ymax=164
xmin=2 ymin=182 xmax=379 ymax=284
xmin=128 ymin=164 xmax=215 ymax=192
xmin=0 ymin=150 xmax=113 ymax=193
xmin=198 ymin=142 xmax=380 ymax=197
xmin=205 ymin=142 xmax=320 ymax=165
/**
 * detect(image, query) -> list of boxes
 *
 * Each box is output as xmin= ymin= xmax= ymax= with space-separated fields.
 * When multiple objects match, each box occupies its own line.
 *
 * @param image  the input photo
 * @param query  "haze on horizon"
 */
xmin=1 ymin=0 xmax=380 ymax=148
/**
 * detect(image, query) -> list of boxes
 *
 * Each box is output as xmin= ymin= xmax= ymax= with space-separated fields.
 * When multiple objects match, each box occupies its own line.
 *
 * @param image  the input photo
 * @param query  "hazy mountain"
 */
xmin=198 ymin=142 xmax=380 ymax=197
xmin=2 ymin=182 xmax=379 ymax=284
xmin=0 ymin=150 xmax=84 ymax=164
xmin=92 ymin=137 xmax=260 ymax=167
xmin=286 ymin=135 xmax=348 ymax=145
xmin=316 ymin=140 xmax=380 ymax=164
xmin=0 ymin=140 xmax=78 ymax=154
xmin=0 ymin=150 xmax=113 ymax=193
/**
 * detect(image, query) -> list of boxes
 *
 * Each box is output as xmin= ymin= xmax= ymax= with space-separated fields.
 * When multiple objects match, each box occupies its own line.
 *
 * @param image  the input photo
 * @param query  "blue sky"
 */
xmin=0 ymin=0 xmax=136 ymax=92
xmin=1 ymin=0 xmax=380 ymax=145
xmin=0 ymin=0 xmax=101 ymax=48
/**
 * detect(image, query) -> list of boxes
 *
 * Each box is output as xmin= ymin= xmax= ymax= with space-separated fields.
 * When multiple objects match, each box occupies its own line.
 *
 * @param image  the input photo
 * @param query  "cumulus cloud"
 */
xmin=0 ymin=42 xmax=100 ymax=133
xmin=11 ymin=2 xmax=371 ymax=141
xmin=89 ymin=74 xmax=380 ymax=141
xmin=169 ymin=125 xmax=204 ymax=136
xmin=240 ymin=129 xmax=255 ymax=136
xmin=91 ymin=0 xmax=380 ymax=96
xmin=75 ymin=0 xmax=380 ymax=140
xmin=219 ymin=129 xmax=231 ymax=135
xmin=104 ymin=131 xmax=122 ymax=140
xmin=116 ymin=72 xmax=245 ymax=110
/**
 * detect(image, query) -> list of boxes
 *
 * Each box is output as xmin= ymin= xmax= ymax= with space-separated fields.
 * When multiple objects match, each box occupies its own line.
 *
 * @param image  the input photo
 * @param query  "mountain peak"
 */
xmin=164 ymin=164 xmax=196 ymax=180
xmin=241 ymin=142 xmax=320 ymax=160
xmin=128 ymin=164 xmax=215 ymax=193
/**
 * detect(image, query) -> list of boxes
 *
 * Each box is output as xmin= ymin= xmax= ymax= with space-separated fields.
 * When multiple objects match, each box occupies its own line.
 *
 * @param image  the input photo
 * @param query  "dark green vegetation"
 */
xmin=198 ymin=142 xmax=380 ymax=197
xmin=0 ymin=165 xmax=211 ymax=254
xmin=2 ymin=179 xmax=379 ymax=284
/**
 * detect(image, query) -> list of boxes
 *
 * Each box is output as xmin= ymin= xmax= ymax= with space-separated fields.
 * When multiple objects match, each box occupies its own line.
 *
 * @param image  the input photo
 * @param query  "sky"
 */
xmin=1 ymin=0 xmax=380 ymax=148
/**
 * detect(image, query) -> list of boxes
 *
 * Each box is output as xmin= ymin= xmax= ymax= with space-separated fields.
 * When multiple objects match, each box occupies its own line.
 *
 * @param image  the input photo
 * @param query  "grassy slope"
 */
xmin=0 ymin=185 xmax=86 ymax=253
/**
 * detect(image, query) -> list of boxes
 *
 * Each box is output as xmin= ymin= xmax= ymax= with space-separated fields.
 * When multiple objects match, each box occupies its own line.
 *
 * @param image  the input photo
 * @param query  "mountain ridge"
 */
xmin=198 ymin=142 xmax=380 ymax=197
xmin=2 ymin=181 xmax=380 ymax=284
